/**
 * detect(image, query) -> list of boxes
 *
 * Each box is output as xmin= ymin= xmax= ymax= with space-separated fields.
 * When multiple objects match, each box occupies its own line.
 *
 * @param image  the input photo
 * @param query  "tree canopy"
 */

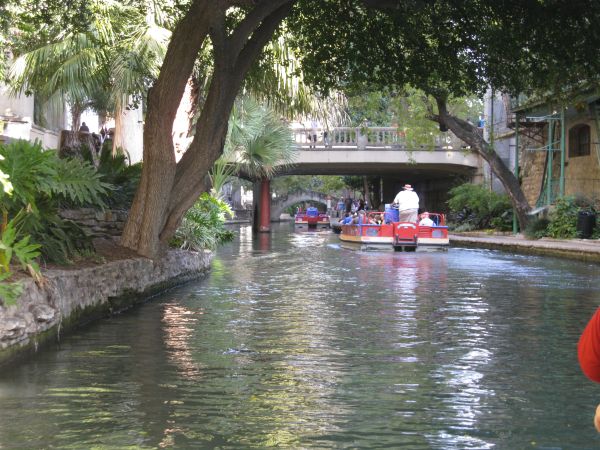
xmin=291 ymin=0 xmax=600 ymax=100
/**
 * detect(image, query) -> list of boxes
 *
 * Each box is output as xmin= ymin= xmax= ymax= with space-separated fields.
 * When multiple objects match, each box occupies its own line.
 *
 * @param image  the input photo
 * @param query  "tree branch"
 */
xmin=227 ymin=0 xmax=293 ymax=59
xmin=231 ymin=2 xmax=294 ymax=84
xmin=435 ymin=96 xmax=531 ymax=227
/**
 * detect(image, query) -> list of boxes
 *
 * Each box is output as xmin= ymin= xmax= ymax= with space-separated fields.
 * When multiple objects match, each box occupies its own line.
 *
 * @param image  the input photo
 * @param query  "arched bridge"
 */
xmin=271 ymin=190 xmax=336 ymax=221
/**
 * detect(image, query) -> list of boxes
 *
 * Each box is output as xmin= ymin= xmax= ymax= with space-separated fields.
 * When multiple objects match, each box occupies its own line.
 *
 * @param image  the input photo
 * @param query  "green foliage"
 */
xmin=221 ymin=96 xmax=297 ymax=181
xmin=0 ymin=140 xmax=109 ymax=263
xmin=0 ymin=140 xmax=109 ymax=211
xmin=0 ymin=155 xmax=13 ymax=195
xmin=0 ymin=218 xmax=41 ymax=274
xmin=524 ymin=217 xmax=550 ymax=240
xmin=447 ymin=183 xmax=512 ymax=231
xmin=546 ymin=196 xmax=579 ymax=239
xmin=0 ymin=274 xmax=25 ymax=307
xmin=0 ymin=214 xmax=41 ymax=307
xmin=272 ymin=175 xmax=347 ymax=198
xmin=95 ymin=145 xmax=142 ymax=209
xmin=9 ymin=0 xmax=170 ymax=129
xmin=172 ymin=193 xmax=235 ymax=252
xmin=346 ymin=88 xmax=483 ymax=148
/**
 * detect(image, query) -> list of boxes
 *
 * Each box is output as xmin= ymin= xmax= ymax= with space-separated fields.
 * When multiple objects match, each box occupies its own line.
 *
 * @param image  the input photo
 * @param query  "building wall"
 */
xmin=517 ymin=106 xmax=600 ymax=208
xmin=519 ymin=134 xmax=547 ymax=207
xmin=1 ymin=84 xmax=66 ymax=149
xmin=564 ymin=117 xmax=600 ymax=201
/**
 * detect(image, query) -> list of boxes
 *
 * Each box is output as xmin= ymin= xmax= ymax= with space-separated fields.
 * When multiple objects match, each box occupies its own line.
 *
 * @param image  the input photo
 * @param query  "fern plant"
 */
xmin=0 ymin=140 xmax=110 ymax=263
xmin=172 ymin=193 xmax=234 ymax=251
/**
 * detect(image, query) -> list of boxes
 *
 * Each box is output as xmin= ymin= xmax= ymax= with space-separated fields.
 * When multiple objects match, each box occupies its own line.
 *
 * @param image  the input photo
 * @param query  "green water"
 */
xmin=1 ymin=223 xmax=599 ymax=449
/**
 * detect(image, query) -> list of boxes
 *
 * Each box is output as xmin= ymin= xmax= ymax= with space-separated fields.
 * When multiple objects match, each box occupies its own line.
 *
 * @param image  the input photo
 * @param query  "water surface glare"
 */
xmin=1 ymin=223 xmax=600 ymax=449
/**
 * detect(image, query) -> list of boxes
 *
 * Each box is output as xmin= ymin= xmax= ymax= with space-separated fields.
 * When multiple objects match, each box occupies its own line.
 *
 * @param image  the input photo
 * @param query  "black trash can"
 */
xmin=577 ymin=210 xmax=596 ymax=239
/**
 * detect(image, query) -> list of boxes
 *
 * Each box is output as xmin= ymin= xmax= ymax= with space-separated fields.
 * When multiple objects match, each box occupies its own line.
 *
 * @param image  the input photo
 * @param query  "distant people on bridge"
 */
xmin=578 ymin=307 xmax=600 ymax=432
xmin=306 ymin=117 xmax=319 ymax=148
xmin=419 ymin=212 xmax=434 ymax=227
xmin=323 ymin=128 xmax=331 ymax=148
xmin=393 ymin=184 xmax=419 ymax=223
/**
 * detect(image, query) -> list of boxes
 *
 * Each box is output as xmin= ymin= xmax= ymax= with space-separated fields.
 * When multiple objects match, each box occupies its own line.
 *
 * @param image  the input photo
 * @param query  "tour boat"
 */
xmin=339 ymin=211 xmax=449 ymax=251
xmin=294 ymin=206 xmax=330 ymax=229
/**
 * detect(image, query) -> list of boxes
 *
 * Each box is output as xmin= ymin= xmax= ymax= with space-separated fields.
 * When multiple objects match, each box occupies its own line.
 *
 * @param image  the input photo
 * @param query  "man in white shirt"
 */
xmin=393 ymin=184 xmax=419 ymax=222
xmin=419 ymin=212 xmax=434 ymax=226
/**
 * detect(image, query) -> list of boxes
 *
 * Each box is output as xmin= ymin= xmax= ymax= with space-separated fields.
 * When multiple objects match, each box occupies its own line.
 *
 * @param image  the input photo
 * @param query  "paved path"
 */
xmin=450 ymin=232 xmax=600 ymax=263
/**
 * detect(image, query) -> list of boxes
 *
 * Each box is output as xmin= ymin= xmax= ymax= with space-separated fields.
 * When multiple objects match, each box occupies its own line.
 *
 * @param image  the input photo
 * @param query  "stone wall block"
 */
xmin=0 ymin=249 xmax=212 ymax=365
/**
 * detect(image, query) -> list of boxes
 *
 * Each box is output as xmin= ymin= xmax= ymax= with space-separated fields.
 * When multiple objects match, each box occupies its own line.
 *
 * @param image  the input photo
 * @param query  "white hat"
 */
xmin=403 ymin=184 xmax=413 ymax=190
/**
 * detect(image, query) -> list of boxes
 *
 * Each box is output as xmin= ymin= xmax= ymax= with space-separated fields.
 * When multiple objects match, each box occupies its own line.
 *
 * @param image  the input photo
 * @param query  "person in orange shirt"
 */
xmin=578 ymin=307 xmax=600 ymax=432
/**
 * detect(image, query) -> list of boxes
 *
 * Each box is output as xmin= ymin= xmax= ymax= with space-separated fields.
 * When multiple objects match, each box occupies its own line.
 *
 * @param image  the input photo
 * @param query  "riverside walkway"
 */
xmin=451 ymin=232 xmax=600 ymax=263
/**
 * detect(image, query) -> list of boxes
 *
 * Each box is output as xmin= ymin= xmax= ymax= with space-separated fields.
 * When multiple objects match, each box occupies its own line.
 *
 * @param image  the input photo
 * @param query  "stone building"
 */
xmin=488 ymin=88 xmax=600 ymax=210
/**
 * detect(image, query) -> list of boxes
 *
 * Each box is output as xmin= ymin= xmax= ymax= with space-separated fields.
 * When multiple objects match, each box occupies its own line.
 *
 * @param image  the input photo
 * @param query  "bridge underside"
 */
xmin=279 ymin=149 xmax=480 ymax=180
xmin=282 ymin=162 xmax=476 ymax=178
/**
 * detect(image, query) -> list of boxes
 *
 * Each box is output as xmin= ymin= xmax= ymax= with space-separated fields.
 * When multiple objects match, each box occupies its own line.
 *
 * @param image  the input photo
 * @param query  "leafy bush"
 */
xmin=95 ymin=145 xmax=142 ymax=209
xmin=0 ymin=140 xmax=110 ymax=263
xmin=546 ymin=196 xmax=578 ymax=239
xmin=171 ymin=193 xmax=235 ymax=251
xmin=0 ymin=177 xmax=41 ymax=306
xmin=447 ymin=183 xmax=512 ymax=231
xmin=524 ymin=217 xmax=550 ymax=240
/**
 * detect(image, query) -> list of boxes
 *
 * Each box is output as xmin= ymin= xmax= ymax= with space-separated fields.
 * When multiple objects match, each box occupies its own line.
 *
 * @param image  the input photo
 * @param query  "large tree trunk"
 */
xmin=435 ymin=97 xmax=531 ymax=229
xmin=121 ymin=0 xmax=295 ymax=258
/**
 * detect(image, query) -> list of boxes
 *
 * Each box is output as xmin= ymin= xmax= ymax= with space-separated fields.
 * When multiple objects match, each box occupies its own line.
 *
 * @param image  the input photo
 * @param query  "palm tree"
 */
xmin=208 ymin=96 xmax=297 ymax=229
xmin=9 ymin=0 xmax=169 ymax=155
xmin=212 ymin=97 xmax=297 ymax=187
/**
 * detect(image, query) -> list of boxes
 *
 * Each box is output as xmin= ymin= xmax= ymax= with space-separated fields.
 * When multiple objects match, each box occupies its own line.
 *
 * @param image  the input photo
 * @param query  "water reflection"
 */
xmin=0 ymin=223 xmax=599 ymax=448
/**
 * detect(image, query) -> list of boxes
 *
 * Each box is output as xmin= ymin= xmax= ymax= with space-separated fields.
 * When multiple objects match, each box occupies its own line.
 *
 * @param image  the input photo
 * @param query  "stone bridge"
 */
xmin=271 ymin=190 xmax=336 ymax=221
xmin=278 ymin=126 xmax=481 ymax=178
xmin=256 ymin=127 xmax=483 ymax=231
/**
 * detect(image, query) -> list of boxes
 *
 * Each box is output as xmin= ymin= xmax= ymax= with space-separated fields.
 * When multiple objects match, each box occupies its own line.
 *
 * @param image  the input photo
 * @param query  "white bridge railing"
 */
xmin=293 ymin=126 xmax=467 ymax=150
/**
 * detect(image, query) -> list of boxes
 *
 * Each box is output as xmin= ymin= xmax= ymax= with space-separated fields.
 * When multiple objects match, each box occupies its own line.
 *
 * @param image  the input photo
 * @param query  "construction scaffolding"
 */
xmin=516 ymin=111 xmax=566 ymax=208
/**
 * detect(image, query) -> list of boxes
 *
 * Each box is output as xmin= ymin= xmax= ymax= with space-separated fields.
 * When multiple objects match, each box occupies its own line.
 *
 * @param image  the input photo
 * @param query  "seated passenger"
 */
xmin=342 ymin=213 xmax=354 ymax=225
xmin=353 ymin=211 xmax=366 ymax=224
xmin=419 ymin=212 xmax=435 ymax=227
xmin=369 ymin=214 xmax=384 ymax=225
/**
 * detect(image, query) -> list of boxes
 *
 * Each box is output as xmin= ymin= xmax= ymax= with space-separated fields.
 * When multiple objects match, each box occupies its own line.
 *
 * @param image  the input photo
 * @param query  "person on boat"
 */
xmin=578 ymin=307 xmax=600 ymax=432
xmin=344 ymin=197 xmax=353 ymax=213
xmin=353 ymin=210 xmax=367 ymax=224
xmin=368 ymin=214 xmax=383 ymax=225
xmin=419 ymin=212 xmax=435 ymax=227
xmin=341 ymin=213 xmax=354 ymax=225
xmin=393 ymin=184 xmax=419 ymax=223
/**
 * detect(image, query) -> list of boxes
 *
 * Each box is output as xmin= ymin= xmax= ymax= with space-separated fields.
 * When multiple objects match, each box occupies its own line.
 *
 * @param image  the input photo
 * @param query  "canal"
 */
xmin=1 ymin=223 xmax=599 ymax=449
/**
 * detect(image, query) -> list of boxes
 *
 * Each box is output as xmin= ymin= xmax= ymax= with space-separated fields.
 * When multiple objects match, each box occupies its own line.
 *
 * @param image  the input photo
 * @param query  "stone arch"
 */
xmin=271 ymin=190 xmax=335 ymax=221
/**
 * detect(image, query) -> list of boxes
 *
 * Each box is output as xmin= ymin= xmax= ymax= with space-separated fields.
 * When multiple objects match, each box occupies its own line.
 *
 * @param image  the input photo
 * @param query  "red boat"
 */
xmin=339 ymin=212 xmax=449 ymax=251
xmin=295 ymin=206 xmax=330 ymax=229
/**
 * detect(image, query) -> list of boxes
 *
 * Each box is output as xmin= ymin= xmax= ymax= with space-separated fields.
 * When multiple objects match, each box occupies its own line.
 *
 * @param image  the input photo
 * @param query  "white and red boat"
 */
xmin=295 ymin=206 xmax=330 ymax=229
xmin=339 ymin=212 xmax=449 ymax=251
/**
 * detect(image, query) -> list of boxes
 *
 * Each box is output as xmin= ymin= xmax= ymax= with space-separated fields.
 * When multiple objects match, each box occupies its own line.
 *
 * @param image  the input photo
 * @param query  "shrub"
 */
xmin=447 ymin=183 xmax=512 ymax=231
xmin=171 ymin=193 xmax=235 ymax=251
xmin=0 ymin=140 xmax=110 ymax=263
xmin=95 ymin=145 xmax=142 ymax=209
xmin=546 ymin=196 xmax=578 ymax=239
xmin=524 ymin=217 xmax=550 ymax=240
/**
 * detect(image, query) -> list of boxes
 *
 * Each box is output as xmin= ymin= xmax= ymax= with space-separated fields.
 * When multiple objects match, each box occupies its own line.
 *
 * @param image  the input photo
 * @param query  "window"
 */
xmin=568 ymin=124 xmax=591 ymax=157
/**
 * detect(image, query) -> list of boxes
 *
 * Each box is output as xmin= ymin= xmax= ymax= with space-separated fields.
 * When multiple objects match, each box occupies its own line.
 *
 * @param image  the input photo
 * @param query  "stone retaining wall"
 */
xmin=59 ymin=208 xmax=128 ymax=238
xmin=0 ymin=249 xmax=212 ymax=367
